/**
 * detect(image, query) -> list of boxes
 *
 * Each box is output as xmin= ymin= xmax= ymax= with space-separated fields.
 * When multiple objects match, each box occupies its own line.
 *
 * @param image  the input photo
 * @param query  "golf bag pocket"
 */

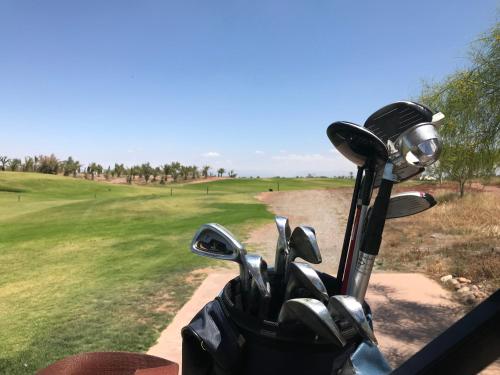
xmin=181 ymin=298 xmax=244 ymax=375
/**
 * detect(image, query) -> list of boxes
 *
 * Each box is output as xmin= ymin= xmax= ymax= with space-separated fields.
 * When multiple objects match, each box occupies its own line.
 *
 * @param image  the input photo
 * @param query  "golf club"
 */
xmin=364 ymin=101 xmax=434 ymax=144
xmin=278 ymin=298 xmax=346 ymax=346
xmin=284 ymin=262 xmax=329 ymax=303
xmin=385 ymin=191 xmax=437 ymax=219
xmin=349 ymin=118 xmax=442 ymax=303
xmin=328 ymin=295 xmax=377 ymax=344
xmin=246 ymin=254 xmax=272 ymax=318
xmin=326 ymin=121 xmax=388 ymax=290
xmin=284 ymin=226 xmax=322 ymax=282
xmin=191 ymin=223 xmax=249 ymax=291
xmin=274 ymin=216 xmax=291 ymax=278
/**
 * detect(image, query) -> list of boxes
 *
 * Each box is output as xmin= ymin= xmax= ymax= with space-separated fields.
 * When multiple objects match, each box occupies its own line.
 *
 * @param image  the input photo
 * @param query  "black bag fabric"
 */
xmin=181 ymin=299 xmax=244 ymax=375
xmin=181 ymin=272 xmax=366 ymax=375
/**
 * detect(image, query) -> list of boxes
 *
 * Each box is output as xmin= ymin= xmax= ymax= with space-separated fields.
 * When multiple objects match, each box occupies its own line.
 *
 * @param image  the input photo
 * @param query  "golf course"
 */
xmin=0 ymin=172 xmax=353 ymax=374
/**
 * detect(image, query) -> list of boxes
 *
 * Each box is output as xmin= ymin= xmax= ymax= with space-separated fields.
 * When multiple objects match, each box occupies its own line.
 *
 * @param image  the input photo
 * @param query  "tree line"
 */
xmin=0 ymin=154 xmax=237 ymax=184
xmin=420 ymin=23 xmax=499 ymax=196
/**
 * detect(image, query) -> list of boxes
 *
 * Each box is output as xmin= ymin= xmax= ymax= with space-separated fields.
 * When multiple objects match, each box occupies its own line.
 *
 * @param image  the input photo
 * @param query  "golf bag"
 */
xmin=181 ymin=272 xmax=391 ymax=375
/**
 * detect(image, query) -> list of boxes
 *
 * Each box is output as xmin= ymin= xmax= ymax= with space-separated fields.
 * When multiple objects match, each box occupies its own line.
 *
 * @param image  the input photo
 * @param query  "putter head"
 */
xmin=328 ymin=295 xmax=377 ymax=344
xmin=278 ymin=298 xmax=346 ymax=346
xmin=327 ymin=121 xmax=388 ymax=169
xmin=288 ymin=226 xmax=322 ymax=264
xmin=284 ymin=262 xmax=329 ymax=303
xmin=191 ymin=223 xmax=248 ymax=289
xmin=386 ymin=191 xmax=437 ymax=219
xmin=274 ymin=216 xmax=291 ymax=276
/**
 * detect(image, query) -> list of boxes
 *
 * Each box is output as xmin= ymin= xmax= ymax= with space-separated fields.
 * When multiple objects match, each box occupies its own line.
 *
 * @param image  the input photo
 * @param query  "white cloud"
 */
xmin=202 ymin=151 xmax=220 ymax=158
xmin=255 ymin=150 xmax=265 ymax=155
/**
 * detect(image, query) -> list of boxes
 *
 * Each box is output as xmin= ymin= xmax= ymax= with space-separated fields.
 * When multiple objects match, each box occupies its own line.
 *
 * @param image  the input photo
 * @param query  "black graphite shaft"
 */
xmin=336 ymin=167 xmax=363 ymax=287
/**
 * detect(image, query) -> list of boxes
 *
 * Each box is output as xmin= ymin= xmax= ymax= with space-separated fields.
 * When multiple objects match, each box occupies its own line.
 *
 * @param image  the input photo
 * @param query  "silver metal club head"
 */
xmin=285 ymin=226 xmax=322 ymax=281
xmin=191 ymin=223 xmax=249 ymax=291
xmin=278 ymin=298 xmax=346 ymax=346
xmin=245 ymin=254 xmax=271 ymax=298
xmin=328 ymin=295 xmax=377 ymax=344
xmin=274 ymin=216 xmax=291 ymax=276
xmin=284 ymin=262 xmax=329 ymax=303
xmin=394 ymin=123 xmax=441 ymax=167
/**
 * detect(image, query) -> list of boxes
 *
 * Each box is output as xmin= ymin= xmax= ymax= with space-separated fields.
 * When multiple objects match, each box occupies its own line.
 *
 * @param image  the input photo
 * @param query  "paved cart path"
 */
xmin=149 ymin=189 xmax=499 ymax=373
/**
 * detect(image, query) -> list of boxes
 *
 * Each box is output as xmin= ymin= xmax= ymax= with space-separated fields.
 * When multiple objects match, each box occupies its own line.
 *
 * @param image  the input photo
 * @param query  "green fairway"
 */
xmin=0 ymin=172 xmax=351 ymax=374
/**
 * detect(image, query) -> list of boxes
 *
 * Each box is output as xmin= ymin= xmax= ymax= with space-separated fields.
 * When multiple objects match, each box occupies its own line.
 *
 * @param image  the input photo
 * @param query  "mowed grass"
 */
xmin=0 ymin=172 xmax=350 ymax=374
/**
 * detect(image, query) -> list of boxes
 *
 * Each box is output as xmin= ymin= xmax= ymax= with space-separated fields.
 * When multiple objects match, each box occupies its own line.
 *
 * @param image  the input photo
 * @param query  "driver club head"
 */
xmin=328 ymin=295 xmax=377 ymax=344
xmin=285 ymin=226 xmax=322 ymax=281
xmin=364 ymin=101 xmax=434 ymax=144
xmin=284 ymin=262 xmax=329 ymax=304
xmin=386 ymin=191 xmax=437 ymax=219
xmin=278 ymin=298 xmax=346 ymax=346
xmin=327 ymin=121 xmax=388 ymax=169
xmin=274 ymin=216 xmax=292 ymax=276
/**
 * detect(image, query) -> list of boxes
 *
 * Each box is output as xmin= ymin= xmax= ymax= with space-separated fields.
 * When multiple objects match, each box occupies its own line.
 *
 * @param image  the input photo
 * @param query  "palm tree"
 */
xmin=217 ymin=168 xmax=225 ymax=177
xmin=38 ymin=154 xmax=59 ymax=174
xmin=0 ymin=156 xmax=10 ymax=171
xmin=191 ymin=165 xmax=199 ymax=179
xmin=141 ymin=163 xmax=153 ymax=183
xmin=180 ymin=165 xmax=190 ymax=180
xmin=152 ymin=167 xmax=161 ymax=182
xmin=23 ymin=157 xmax=34 ymax=172
xmin=170 ymin=162 xmax=181 ymax=182
xmin=228 ymin=169 xmax=237 ymax=178
xmin=9 ymin=158 xmax=21 ymax=171
xmin=202 ymin=165 xmax=211 ymax=178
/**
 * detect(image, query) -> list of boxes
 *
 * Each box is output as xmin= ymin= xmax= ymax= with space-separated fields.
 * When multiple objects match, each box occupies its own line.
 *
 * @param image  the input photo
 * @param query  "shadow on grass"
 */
xmin=370 ymin=284 xmax=463 ymax=367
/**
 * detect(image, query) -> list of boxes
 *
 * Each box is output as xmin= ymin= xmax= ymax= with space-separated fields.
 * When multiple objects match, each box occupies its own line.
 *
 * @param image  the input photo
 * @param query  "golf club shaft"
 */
xmin=340 ymin=206 xmax=361 ymax=294
xmin=337 ymin=167 xmax=363 ymax=286
xmin=349 ymin=163 xmax=394 ymax=302
xmin=345 ymin=168 xmax=376 ymax=293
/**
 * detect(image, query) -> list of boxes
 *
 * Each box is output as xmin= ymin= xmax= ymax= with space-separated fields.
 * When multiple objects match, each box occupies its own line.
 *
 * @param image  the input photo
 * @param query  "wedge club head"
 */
xmin=278 ymin=298 xmax=346 ymax=346
xmin=284 ymin=262 xmax=329 ymax=303
xmin=328 ymin=295 xmax=377 ymax=344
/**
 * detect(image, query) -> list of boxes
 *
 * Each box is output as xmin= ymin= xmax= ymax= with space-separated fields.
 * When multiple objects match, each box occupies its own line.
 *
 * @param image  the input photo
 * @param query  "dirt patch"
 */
xmin=247 ymin=189 xmax=352 ymax=275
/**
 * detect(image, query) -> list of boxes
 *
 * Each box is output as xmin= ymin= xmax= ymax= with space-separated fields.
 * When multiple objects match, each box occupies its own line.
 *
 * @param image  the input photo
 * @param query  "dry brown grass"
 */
xmin=377 ymin=185 xmax=500 ymax=293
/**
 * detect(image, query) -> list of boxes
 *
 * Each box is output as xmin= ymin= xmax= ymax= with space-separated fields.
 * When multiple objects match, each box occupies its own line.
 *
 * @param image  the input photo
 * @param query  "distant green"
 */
xmin=0 ymin=172 xmax=351 ymax=374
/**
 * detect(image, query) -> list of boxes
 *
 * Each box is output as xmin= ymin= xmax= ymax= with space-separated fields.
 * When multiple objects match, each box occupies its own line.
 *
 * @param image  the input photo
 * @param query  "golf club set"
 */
xmin=183 ymin=101 xmax=444 ymax=375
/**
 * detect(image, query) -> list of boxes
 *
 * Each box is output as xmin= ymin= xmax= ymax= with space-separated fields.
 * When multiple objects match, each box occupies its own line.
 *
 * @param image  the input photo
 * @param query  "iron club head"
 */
xmin=284 ymin=262 xmax=329 ymax=303
xmin=285 ymin=226 xmax=322 ymax=281
xmin=191 ymin=223 xmax=249 ymax=291
xmin=328 ymin=295 xmax=377 ymax=344
xmin=278 ymin=298 xmax=346 ymax=346
xmin=274 ymin=216 xmax=291 ymax=276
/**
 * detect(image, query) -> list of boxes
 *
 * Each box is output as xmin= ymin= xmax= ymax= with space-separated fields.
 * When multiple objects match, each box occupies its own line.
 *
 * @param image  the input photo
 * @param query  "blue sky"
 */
xmin=1 ymin=1 xmax=497 ymax=176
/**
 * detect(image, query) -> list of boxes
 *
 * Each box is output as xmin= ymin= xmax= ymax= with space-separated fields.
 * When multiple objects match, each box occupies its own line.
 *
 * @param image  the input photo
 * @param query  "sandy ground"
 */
xmin=148 ymin=189 xmax=499 ymax=373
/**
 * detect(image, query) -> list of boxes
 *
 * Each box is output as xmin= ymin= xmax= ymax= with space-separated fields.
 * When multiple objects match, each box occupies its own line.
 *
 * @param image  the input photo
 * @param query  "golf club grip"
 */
xmin=361 ymin=179 xmax=393 ymax=256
